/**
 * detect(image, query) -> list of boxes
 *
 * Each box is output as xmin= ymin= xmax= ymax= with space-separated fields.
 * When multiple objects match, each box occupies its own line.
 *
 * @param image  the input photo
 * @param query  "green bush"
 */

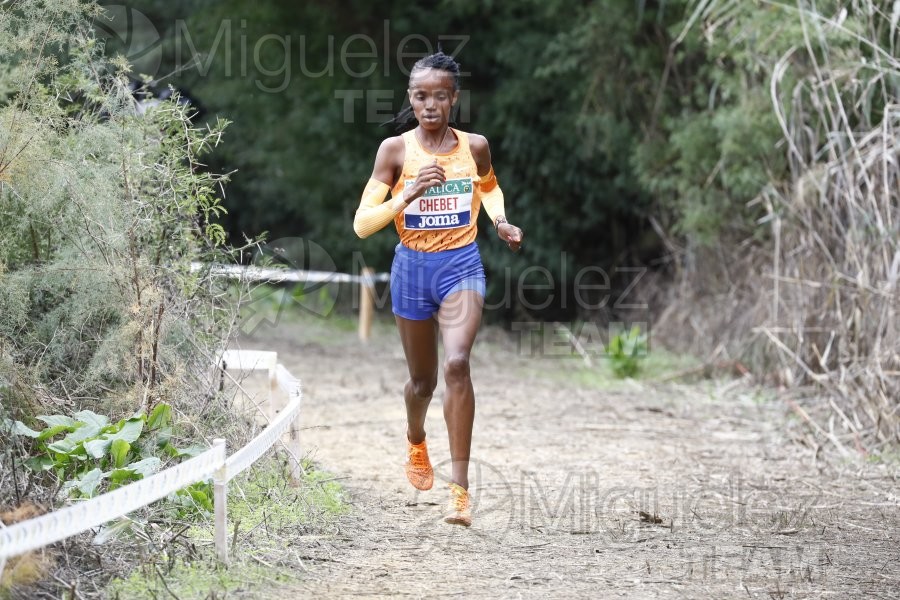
xmin=0 ymin=0 xmax=240 ymax=418
xmin=6 ymin=403 xmax=211 ymax=512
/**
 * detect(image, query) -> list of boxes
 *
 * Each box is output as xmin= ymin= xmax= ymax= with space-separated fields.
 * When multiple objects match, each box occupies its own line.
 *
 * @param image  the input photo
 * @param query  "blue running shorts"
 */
xmin=390 ymin=241 xmax=487 ymax=320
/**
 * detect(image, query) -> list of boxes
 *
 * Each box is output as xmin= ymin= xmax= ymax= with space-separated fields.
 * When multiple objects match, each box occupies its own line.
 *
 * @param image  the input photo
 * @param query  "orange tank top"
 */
xmin=391 ymin=128 xmax=482 ymax=253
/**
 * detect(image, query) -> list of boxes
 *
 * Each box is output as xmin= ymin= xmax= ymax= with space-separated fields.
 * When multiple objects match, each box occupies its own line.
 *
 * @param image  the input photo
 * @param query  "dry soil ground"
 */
xmin=237 ymin=311 xmax=899 ymax=599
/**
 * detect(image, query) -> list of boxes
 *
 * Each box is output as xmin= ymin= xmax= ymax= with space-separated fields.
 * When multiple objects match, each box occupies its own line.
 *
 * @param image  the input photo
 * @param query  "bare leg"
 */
xmin=395 ymin=315 xmax=439 ymax=444
xmin=437 ymin=290 xmax=483 ymax=490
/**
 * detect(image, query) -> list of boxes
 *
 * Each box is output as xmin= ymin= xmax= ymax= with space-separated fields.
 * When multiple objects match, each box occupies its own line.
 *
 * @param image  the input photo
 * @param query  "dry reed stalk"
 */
xmin=654 ymin=0 xmax=899 ymax=452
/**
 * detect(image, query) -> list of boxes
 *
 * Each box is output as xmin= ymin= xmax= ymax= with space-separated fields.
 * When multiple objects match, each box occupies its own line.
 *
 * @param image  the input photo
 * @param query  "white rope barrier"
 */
xmin=219 ymin=350 xmax=277 ymax=371
xmin=216 ymin=350 xmax=303 ymax=475
xmin=198 ymin=263 xmax=388 ymax=341
xmin=0 ymin=443 xmax=226 ymax=559
xmin=275 ymin=364 xmax=304 ymax=482
xmin=192 ymin=262 xmax=390 ymax=284
xmin=275 ymin=364 xmax=302 ymax=399
xmin=214 ymin=357 xmax=304 ymax=560
xmin=1 ymin=351 xmax=303 ymax=565
xmin=224 ymin=393 xmax=301 ymax=479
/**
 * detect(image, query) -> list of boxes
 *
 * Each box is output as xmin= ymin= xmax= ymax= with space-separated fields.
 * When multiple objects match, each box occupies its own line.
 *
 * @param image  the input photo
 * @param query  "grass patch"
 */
xmin=105 ymin=456 xmax=349 ymax=599
xmin=107 ymin=558 xmax=295 ymax=600
xmin=227 ymin=459 xmax=349 ymax=536
xmin=528 ymin=346 xmax=704 ymax=390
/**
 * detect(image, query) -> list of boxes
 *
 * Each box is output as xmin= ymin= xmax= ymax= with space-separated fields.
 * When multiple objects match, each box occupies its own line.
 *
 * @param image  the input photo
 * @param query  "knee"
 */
xmin=443 ymin=353 xmax=471 ymax=386
xmin=409 ymin=375 xmax=437 ymax=399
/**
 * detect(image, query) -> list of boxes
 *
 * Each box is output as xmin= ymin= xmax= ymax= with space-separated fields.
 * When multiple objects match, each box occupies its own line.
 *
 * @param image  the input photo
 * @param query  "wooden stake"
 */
xmin=359 ymin=267 xmax=375 ymax=342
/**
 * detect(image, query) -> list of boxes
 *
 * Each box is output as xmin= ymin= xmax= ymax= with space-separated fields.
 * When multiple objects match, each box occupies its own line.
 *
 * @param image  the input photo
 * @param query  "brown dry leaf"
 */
xmin=0 ymin=502 xmax=45 ymax=525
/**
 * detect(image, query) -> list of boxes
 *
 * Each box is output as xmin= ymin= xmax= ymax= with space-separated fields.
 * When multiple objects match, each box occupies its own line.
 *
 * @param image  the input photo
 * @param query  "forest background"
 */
xmin=113 ymin=0 xmax=897 ymax=449
xmin=1 ymin=0 xmax=897 ymax=521
xmin=0 ymin=1 xmax=896 ymax=595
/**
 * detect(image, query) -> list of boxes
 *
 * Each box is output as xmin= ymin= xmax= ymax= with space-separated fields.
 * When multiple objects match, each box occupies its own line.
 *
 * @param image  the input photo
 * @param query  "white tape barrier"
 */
xmin=219 ymin=348 xmax=278 ymax=411
xmin=224 ymin=369 xmax=301 ymax=479
xmin=192 ymin=262 xmax=390 ymax=285
xmin=1 ymin=351 xmax=303 ymax=564
xmin=275 ymin=364 xmax=304 ymax=482
xmin=215 ymin=358 xmax=303 ymax=560
xmin=0 ymin=444 xmax=226 ymax=559
xmin=219 ymin=350 xmax=277 ymax=371
xmin=275 ymin=364 xmax=302 ymax=400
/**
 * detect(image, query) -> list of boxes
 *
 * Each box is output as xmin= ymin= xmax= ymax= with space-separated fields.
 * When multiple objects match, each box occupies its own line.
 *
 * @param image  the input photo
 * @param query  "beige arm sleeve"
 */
xmin=478 ymin=167 xmax=506 ymax=224
xmin=353 ymin=179 xmax=407 ymax=239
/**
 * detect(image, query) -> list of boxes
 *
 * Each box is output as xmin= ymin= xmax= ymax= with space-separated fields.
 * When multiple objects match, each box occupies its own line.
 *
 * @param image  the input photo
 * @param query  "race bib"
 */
xmin=402 ymin=178 xmax=473 ymax=230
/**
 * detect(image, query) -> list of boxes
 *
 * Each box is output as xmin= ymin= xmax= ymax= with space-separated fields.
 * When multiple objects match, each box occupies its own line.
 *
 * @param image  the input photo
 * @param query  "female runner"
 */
xmin=353 ymin=52 xmax=523 ymax=526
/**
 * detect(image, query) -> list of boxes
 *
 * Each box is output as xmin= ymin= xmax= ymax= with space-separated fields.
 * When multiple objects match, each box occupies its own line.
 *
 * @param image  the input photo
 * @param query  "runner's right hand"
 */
xmin=407 ymin=160 xmax=445 ymax=203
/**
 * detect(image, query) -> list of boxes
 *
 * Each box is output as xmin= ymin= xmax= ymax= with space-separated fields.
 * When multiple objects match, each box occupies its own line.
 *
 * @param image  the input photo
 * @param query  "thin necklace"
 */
xmin=417 ymin=125 xmax=451 ymax=157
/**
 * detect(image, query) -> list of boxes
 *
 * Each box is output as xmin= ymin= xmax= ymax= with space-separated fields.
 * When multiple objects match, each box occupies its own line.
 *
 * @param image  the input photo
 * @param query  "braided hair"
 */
xmin=382 ymin=51 xmax=461 ymax=133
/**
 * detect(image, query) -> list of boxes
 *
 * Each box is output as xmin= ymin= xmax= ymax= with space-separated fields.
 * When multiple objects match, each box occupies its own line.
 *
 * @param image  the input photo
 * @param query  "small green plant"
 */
xmin=7 ymin=404 xmax=211 ymax=510
xmin=607 ymin=326 xmax=648 ymax=378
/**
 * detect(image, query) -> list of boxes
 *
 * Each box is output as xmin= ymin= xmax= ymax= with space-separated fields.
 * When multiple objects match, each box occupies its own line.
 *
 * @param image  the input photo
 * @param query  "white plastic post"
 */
xmin=212 ymin=438 xmax=228 ymax=563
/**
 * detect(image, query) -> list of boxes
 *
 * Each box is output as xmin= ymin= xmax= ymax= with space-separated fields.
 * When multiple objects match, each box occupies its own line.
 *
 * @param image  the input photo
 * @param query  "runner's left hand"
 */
xmin=498 ymin=222 xmax=523 ymax=252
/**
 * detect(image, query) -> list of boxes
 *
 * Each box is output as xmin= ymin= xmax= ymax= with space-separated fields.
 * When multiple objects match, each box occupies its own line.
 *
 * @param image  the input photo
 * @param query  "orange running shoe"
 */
xmin=405 ymin=438 xmax=433 ymax=490
xmin=444 ymin=482 xmax=472 ymax=527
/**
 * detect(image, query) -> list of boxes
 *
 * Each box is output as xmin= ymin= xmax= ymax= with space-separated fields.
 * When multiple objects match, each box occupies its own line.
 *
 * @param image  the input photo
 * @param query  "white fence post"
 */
xmin=213 ymin=438 xmax=228 ymax=564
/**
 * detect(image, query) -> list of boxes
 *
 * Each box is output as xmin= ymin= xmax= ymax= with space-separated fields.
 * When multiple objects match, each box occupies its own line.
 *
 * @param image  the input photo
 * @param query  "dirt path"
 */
xmin=240 ymin=313 xmax=899 ymax=599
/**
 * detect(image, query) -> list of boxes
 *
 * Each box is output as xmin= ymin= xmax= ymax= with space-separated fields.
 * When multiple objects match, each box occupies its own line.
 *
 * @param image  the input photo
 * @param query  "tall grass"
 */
xmin=659 ymin=0 xmax=898 ymax=453
xmin=763 ymin=0 xmax=898 ymax=451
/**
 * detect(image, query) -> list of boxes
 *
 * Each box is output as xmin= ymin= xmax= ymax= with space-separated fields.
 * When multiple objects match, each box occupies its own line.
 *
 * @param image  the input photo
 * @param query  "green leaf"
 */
xmin=154 ymin=426 xmax=174 ymax=448
xmin=109 ymin=468 xmax=141 ymax=485
xmin=84 ymin=437 xmax=112 ymax=459
xmin=92 ymin=519 xmax=133 ymax=545
xmin=146 ymin=403 xmax=171 ymax=430
xmin=109 ymin=418 xmax=144 ymax=444
xmin=24 ymin=456 xmax=54 ymax=471
xmin=186 ymin=486 xmax=213 ymax=512
xmin=108 ymin=468 xmax=136 ymax=482
xmin=36 ymin=424 xmax=72 ymax=441
xmin=72 ymin=410 xmax=109 ymax=430
xmin=169 ymin=444 xmax=206 ymax=459
xmin=110 ymin=439 xmax=130 ymax=468
xmin=77 ymin=468 xmax=105 ymax=497
xmin=128 ymin=457 xmax=161 ymax=478
xmin=47 ymin=438 xmax=78 ymax=454
xmin=69 ymin=445 xmax=89 ymax=458
xmin=37 ymin=415 xmax=77 ymax=428
xmin=63 ymin=422 xmax=105 ymax=445
xmin=12 ymin=421 xmax=41 ymax=438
